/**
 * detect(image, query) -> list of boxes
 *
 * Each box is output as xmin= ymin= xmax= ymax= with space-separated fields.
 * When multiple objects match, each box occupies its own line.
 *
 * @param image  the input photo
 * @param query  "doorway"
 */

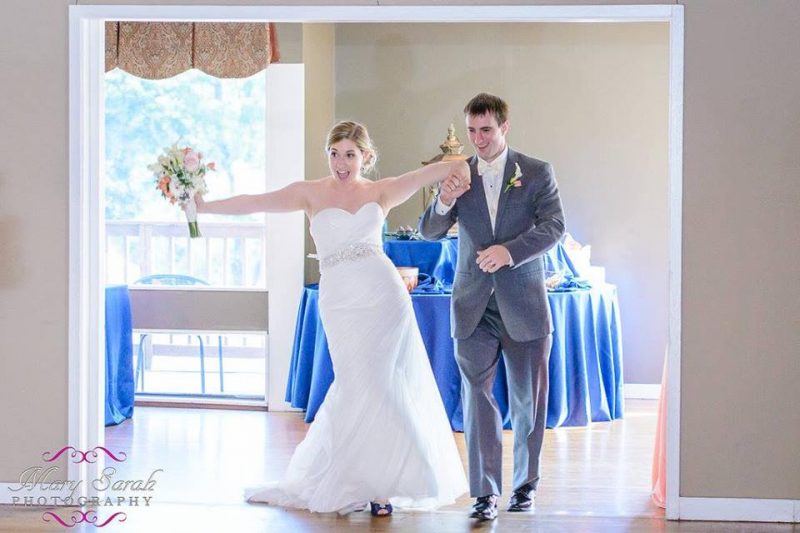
xmin=69 ymin=3 xmax=684 ymax=520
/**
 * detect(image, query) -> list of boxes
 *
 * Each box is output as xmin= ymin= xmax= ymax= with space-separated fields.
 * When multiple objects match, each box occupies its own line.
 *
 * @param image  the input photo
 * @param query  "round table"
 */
xmin=285 ymin=283 xmax=624 ymax=430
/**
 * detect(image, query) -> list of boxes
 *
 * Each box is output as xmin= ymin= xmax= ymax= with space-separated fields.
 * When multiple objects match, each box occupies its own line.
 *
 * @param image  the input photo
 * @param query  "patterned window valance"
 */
xmin=105 ymin=22 xmax=280 ymax=79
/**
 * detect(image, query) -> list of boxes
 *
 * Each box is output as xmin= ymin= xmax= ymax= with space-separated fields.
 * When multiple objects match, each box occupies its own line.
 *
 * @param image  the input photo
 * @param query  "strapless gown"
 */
xmin=245 ymin=202 xmax=467 ymax=513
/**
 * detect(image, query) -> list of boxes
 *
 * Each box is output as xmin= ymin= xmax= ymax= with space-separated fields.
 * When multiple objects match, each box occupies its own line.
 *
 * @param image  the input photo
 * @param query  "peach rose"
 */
xmin=157 ymin=176 xmax=170 ymax=193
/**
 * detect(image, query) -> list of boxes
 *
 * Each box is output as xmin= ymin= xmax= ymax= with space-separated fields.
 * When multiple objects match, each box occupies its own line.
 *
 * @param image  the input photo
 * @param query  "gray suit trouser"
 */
xmin=455 ymin=294 xmax=551 ymax=497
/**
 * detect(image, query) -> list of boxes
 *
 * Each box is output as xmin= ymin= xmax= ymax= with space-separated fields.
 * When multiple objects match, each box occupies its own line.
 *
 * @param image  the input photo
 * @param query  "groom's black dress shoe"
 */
xmin=470 ymin=495 xmax=498 ymax=521
xmin=507 ymin=483 xmax=535 ymax=512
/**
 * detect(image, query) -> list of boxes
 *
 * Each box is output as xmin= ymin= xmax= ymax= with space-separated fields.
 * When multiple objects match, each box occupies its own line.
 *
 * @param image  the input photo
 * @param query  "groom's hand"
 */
xmin=477 ymin=245 xmax=512 ymax=273
xmin=438 ymin=172 xmax=470 ymax=206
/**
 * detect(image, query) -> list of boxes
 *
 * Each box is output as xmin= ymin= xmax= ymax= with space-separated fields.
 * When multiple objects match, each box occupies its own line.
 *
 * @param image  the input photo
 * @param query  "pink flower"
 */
xmin=207 ymin=162 xmax=216 ymax=171
xmin=183 ymin=147 xmax=192 ymax=156
xmin=513 ymin=180 xmax=522 ymax=188
xmin=184 ymin=151 xmax=200 ymax=172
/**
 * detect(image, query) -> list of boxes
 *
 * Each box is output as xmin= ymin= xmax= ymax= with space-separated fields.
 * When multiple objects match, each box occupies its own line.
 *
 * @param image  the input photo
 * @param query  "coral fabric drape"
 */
xmin=651 ymin=354 xmax=668 ymax=508
xmin=105 ymin=22 xmax=279 ymax=79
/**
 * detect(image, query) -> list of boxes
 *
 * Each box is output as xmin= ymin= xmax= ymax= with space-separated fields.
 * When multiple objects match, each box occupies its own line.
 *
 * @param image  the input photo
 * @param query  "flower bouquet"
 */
xmin=148 ymin=143 xmax=215 ymax=238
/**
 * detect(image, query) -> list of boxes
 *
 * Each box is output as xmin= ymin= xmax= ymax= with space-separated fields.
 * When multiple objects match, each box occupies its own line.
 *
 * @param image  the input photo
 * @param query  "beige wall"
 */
xmin=1 ymin=0 xmax=798 ymax=503
xmin=301 ymin=24 xmax=336 ymax=284
xmin=335 ymin=22 xmax=669 ymax=385
xmin=274 ymin=23 xmax=303 ymax=64
xmin=0 ymin=0 xmax=71 ymax=482
xmin=680 ymin=0 xmax=800 ymax=499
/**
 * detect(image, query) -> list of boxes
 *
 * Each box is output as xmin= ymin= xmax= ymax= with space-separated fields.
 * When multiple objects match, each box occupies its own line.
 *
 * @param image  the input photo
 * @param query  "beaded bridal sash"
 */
xmin=318 ymin=242 xmax=384 ymax=270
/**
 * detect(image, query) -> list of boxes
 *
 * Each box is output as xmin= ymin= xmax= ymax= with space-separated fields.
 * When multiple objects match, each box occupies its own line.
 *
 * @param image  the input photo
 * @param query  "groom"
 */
xmin=419 ymin=93 xmax=565 ymax=520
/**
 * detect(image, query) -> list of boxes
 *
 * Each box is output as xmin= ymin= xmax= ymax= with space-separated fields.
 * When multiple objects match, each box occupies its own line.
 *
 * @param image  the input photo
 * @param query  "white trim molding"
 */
xmin=264 ymin=64 xmax=305 ymax=411
xmin=69 ymin=4 xmax=677 ymax=24
xmin=68 ymin=8 xmax=107 ymax=500
xmin=679 ymin=497 xmax=800 ymax=523
xmin=68 ymin=2 xmax=685 ymax=521
xmin=666 ymin=3 xmax=685 ymax=521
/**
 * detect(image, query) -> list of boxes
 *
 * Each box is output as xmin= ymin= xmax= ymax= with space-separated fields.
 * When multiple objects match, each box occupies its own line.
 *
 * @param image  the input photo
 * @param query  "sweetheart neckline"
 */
xmin=311 ymin=201 xmax=384 ymax=222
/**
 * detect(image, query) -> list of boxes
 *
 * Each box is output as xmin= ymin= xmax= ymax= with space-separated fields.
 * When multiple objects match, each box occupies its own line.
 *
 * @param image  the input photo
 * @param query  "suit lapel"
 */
xmin=493 ymin=148 xmax=518 ymax=234
xmin=468 ymin=156 xmax=494 ymax=238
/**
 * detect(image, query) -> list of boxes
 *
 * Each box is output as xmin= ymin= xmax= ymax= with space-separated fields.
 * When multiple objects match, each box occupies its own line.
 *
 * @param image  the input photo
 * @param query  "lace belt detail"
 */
xmin=319 ymin=242 xmax=383 ymax=270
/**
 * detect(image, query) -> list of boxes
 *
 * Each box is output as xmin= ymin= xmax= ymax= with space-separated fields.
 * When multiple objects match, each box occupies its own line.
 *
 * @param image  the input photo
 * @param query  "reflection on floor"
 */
xmin=2 ymin=400 xmax=793 ymax=532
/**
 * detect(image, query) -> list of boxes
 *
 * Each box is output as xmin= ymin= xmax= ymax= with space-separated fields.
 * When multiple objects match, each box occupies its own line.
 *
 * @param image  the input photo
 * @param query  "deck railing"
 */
xmin=105 ymin=220 xmax=266 ymax=287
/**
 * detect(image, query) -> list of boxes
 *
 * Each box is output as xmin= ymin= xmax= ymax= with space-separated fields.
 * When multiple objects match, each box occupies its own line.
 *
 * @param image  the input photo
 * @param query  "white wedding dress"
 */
xmin=245 ymin=202 xmax=467 ymax=513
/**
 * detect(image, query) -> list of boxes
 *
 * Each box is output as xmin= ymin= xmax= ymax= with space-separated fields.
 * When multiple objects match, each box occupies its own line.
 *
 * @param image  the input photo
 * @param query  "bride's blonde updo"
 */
xmin=325 ymin=121 xmax=378 ymax=174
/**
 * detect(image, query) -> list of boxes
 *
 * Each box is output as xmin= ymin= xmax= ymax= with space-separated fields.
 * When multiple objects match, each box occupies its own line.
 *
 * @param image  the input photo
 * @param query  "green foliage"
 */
xmin=104 ymin=69 xmax=266 ymax=221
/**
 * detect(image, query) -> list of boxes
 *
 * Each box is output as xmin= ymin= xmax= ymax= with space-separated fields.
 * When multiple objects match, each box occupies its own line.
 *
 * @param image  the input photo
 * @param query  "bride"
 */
xmin=193 ymin=121 xmax=470 ymax=516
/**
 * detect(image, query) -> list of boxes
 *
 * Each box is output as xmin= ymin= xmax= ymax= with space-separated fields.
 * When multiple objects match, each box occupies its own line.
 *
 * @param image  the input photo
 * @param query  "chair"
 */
xmin=133 ymin=274 xmax=225 ymax=394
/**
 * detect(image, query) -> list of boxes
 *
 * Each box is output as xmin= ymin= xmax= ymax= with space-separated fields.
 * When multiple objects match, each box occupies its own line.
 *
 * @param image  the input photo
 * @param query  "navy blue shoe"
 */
xmin=508 ymin=483 xmax=535 ymax=512
xmin=370 ymin=501 xmax=393 ymax=517
xmin=469 ymin=495 xmax=498 ymax=520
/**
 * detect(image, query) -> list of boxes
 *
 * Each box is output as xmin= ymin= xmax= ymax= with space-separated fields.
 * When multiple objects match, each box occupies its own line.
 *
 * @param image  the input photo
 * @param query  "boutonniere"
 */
xmin=503 ymin=163 xmax=524 ymax=193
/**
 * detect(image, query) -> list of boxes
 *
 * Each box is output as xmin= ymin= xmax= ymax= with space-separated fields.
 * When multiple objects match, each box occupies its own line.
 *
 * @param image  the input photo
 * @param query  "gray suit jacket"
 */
xmin=419 ymin=148 xmax=566 ymax=342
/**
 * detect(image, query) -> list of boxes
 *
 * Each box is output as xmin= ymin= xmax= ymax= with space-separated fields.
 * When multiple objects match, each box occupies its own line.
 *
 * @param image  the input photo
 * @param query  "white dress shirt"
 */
xmin=435 ymin=146 xmax=509 ymax=234
xmin=434 ymin=147 xmax=514 ymax=271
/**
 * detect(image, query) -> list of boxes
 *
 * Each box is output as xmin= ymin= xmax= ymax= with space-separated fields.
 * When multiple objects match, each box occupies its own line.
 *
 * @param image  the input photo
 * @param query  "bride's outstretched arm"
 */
xmin=195 ymin=181 xmax=309 ymax=215
xmin=377 ymin=160 xmax=470 ymax=210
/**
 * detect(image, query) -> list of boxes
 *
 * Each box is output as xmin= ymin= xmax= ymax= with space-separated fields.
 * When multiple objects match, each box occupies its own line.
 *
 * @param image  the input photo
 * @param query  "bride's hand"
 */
xmin=180 ymin=193 xmax=206 ymax=213
xmin=193 ymin=193 xmax=206 ymax=213
xmin=453 ymin=160 xmax=471 ymax=186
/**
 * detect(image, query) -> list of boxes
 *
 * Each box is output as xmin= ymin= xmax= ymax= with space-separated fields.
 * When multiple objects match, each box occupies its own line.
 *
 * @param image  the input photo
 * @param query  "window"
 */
xmin=104 ymin=68 xmax=267 ymax=288
xmin=105 ymin=68 xmax=269 ymax=399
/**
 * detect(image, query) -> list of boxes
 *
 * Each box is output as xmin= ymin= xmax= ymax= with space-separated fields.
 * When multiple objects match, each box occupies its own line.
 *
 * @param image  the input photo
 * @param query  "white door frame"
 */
xmin=69 ymin=3 xmax=686 ymax=520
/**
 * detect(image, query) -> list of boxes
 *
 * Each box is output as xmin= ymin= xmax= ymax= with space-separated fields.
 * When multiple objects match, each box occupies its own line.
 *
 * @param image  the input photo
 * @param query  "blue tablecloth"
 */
xmin=285 ymin=283 xmax=624 ymax=430
xmin=105 ymin=285 xmax=134 ymax=426
xmin=383 ymin=239 xmax=579 ymax=290
xmin=383 ymin=239 xmax=459 ymax=288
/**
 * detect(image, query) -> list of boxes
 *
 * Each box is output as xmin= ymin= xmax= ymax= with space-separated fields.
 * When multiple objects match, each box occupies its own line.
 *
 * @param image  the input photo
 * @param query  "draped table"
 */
xmin=383 ymin=238 xmax=460 ymax=288
xmin=285 ymin=282 xmax=624 ymax=430
xmin=382 ymin=237 xmax=580 ymax=287
xmin=105 ymin=285 xmax=135 ymax=426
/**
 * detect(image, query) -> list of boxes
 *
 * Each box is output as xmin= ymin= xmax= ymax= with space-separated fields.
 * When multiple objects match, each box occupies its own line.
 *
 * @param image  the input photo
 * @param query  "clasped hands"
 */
xmin=438 ymin=163 xmax=471 ymax=206
xmin=437 ymin=165 xmax=509 ymax=272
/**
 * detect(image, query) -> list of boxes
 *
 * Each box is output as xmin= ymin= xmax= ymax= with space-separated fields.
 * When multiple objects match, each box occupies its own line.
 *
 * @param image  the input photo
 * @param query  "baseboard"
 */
xmin=132 ymin=396 xmax=302 ymax=412
xmin=679 ymin=497 xmax=800 ymax=523
xmin=134 ymin=397 xmax=267 ymax=410
xmin=624 ymin=383 xmax=661 ymax=399
xmin=6 ymin=485 xmax=797 ymax=522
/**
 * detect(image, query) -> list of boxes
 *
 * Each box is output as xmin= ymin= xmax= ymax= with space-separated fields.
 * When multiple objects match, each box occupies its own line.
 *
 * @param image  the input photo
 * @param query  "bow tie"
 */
xmin=477 ymin=158 xmax=503 ymax=177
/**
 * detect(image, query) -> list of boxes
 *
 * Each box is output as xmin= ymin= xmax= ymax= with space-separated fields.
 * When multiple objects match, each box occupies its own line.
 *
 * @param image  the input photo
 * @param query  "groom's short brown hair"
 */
xmin=464 ymin=93 xmax=509 ymax=125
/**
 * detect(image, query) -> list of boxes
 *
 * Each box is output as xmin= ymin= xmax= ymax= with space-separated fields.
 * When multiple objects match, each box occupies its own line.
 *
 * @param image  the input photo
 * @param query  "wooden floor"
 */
xmin=2 ymin=400 xmax=796 ymax=532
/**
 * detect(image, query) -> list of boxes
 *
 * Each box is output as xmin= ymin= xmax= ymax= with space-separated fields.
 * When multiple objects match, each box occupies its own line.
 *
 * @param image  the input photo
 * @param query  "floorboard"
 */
xmin=2 ymin=400 xmax=794 ymax=532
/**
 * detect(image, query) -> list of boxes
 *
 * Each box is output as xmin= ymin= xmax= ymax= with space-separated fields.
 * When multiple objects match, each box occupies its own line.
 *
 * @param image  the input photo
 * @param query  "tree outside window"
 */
xmin=105 ymin=69 xmax=267 ymax=287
